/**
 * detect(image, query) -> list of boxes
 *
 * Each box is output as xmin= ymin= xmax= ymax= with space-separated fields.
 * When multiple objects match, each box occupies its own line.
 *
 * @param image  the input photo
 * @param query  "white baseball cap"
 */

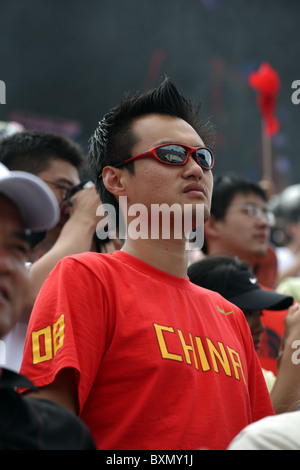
xmin=0 ymin=162 xmax=59 ymax=231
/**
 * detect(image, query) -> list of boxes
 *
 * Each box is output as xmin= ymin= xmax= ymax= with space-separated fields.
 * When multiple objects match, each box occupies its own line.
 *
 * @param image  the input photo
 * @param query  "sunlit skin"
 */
xmin=0 ymin=195 xmax=30 ymax=338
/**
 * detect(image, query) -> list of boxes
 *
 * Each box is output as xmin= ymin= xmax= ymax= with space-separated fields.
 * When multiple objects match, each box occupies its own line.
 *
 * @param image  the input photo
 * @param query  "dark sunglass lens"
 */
xmin=196 ymin=149 xmax=213 ymax=168
xmin=156 ymin=145 xmax=187 ymax=163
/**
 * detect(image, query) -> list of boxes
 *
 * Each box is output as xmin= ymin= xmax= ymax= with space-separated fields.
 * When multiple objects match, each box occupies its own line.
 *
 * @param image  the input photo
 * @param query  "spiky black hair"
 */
xmin=87 ymin=77 xmax=215 ymax=216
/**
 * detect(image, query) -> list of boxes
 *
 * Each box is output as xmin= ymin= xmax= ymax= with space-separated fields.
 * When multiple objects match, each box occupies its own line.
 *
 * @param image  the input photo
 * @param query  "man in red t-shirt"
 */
xmin=20 ymin=78 xmax=274 ymax=450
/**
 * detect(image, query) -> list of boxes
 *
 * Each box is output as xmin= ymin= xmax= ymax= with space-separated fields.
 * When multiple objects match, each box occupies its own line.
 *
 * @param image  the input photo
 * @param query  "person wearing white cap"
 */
xmin=0 ymin=163 xmax=96 ymax=449
xmin=0 ymin=162 xmax=59 ymax=233
xmin=0 ymin=130 xmax=107 ymax=372
xmin=0 ymin=162 xmax=59 ymax=340
xmin=0 ymin=162 xmax=60 ymax=371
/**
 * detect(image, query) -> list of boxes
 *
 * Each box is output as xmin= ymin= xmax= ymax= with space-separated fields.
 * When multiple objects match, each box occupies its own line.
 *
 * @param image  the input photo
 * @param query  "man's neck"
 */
xmin=122 ymin=237 xmax=189 ymax=278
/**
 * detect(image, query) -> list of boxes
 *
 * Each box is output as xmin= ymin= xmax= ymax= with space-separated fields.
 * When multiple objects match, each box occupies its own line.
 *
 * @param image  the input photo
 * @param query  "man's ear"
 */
xmin=204 ymin=214 xmax=222 ymax=240
xmin=102 ymin=166 xmax=127 ymax=198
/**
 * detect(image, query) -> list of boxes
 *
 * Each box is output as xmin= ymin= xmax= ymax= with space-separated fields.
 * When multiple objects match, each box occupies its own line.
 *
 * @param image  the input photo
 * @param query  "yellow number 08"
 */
xmin=31 ymin=314 xmax=65 ymax=364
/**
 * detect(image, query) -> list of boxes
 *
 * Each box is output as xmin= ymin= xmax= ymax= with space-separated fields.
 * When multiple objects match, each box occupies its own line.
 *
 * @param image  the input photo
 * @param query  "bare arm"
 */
xmin=21 ymin=186 xmax=101 ymax=321
xmin=270 ymin=303 xmax=300 ymax=413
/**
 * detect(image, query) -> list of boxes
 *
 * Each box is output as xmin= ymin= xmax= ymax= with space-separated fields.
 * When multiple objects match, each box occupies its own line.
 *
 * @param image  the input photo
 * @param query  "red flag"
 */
xmin=249 ymin=63 xmax=280 ymax=136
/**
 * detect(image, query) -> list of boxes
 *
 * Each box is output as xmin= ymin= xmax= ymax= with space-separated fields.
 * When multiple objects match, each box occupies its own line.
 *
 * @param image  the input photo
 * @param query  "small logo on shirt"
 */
xmin=249 ymin=277 xmax=257 ymax=284
xmin=216 ymin=305 xmax=234 ymax=316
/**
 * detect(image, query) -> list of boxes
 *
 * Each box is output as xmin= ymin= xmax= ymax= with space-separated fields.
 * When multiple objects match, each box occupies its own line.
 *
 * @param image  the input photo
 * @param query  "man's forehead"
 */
xmin=38 ymin=158 xmax=80 ymax=186
xmin=131 ymin=113 xmax=198 ymax=133
xmin=229 ymin=191 xmax=267 ymax=207
xmin=131 ymin=113 xmax=203 ymax=151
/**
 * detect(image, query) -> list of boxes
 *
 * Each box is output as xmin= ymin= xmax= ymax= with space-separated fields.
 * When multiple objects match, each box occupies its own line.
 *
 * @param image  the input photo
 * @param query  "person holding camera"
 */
xmin=0 ymin=162 xmax=96 ymax=449
xmin=0 ymin=130 xmax=109 ymax=371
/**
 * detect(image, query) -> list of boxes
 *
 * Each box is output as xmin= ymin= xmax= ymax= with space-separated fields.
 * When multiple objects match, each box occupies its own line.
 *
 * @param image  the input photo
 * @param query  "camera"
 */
xmin=62 ymin=180 xmax=94 ymax=206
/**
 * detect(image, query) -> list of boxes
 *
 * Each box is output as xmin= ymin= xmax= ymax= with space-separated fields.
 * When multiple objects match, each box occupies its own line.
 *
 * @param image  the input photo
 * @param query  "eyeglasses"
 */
xmin=42 ymin=180 xmax=73 ymax=201
xmin=113 ymin=143 xmax=214 ymax=170
xmin=228 ymin=203 xmax=275 ymax=226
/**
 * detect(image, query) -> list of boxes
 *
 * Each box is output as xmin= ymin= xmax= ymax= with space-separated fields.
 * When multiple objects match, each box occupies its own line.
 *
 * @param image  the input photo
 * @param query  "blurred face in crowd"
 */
xmin=37 ymin=158 xmax=81 ymax=246
xmin=206 ymin=191 xmax=272 ymax=264
xmin=0 ymin=195 xmax=30 ymax=338
xmin=243 ymin=309 xmax=265 ymax=351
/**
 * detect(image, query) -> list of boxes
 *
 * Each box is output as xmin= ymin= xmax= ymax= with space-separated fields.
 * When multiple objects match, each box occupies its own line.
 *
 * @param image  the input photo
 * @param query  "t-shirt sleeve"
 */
xmin=20 ymin=255 xmax=109 ymax=413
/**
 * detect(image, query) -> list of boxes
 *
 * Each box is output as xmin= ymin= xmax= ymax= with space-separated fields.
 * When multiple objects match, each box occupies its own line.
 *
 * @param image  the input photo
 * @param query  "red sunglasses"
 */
xmin=112 ymin=143 xmax=214 ymax=170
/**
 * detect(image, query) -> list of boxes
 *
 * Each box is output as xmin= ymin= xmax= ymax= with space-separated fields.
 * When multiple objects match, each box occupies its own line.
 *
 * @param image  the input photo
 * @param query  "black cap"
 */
xmin=225 ymin=271 xmax=294 ymax=311
xmin=0 ymin=368 xmax=96 ymax=450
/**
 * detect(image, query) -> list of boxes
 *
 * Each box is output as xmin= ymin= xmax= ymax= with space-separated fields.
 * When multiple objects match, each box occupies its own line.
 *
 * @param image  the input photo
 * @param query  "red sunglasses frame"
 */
xmin=112 ymin=143 xmax=214 ymax=170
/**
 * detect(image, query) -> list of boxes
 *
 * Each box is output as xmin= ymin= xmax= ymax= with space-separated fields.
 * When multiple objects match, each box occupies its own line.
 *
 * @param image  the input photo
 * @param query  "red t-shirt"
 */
xmin=254 ymin=247 xmax=288 ymax=375
xmin=257 ymin=307 xmax=287 ymax=375
xmin=20 ymin=251 xmax=274 ymax=450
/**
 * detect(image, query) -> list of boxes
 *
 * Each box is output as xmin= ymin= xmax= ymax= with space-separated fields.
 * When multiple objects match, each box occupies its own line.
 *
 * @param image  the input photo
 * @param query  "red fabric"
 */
xmin=254 ymin=247 xmax=287 ymax=376
xmin=255 ymin=277 xmax=288 ymax=375
xmin=249 ymin=62 xmax=280 ymax=136
xmin=20 ymin=251 xmax=274 ymax=450
xmin=254 ymin=245 xmax=278 ymax=289
xmin=257 ymin=306 xmax=287 ymax=376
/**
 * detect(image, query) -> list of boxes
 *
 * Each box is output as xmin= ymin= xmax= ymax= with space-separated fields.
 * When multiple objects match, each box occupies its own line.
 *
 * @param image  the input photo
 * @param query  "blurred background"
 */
xmin=0 ymin=0 xmax=299 ymax=190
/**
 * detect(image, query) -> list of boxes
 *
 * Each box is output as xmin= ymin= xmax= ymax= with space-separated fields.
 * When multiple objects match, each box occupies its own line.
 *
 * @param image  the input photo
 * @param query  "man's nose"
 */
xmin=256 ymin=212 xmax=271 ymax=227
xmin=183 ymin=155 xmax=204 ymax=178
